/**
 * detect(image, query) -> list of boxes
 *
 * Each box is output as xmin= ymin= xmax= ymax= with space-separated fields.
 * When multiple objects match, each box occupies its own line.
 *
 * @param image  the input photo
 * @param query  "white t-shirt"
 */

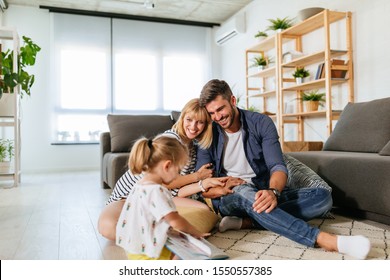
xmin=116 ymin=183 xmax=176 ymax=258
xmin=223 ymin=128 xmax=256 ymax=183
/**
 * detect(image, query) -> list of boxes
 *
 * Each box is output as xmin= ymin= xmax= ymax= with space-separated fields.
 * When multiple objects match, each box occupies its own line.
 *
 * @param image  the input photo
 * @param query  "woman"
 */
xmin=98 ymin=98 xmax=227 ymax=241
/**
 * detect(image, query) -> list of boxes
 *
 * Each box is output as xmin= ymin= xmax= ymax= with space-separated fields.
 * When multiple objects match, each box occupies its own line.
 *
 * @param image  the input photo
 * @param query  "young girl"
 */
xmin=116 ymin=135 xmax=209 ymax=260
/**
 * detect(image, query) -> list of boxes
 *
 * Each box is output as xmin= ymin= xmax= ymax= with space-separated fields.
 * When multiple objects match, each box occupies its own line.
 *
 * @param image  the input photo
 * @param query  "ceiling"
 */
xmin=4 ymin=0 xmax=253 ymax=25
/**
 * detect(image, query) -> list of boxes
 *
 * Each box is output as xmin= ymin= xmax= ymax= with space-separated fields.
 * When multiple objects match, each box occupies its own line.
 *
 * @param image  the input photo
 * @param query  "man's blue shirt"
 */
xmin=196 ymin=108 xmax=288 ymax=188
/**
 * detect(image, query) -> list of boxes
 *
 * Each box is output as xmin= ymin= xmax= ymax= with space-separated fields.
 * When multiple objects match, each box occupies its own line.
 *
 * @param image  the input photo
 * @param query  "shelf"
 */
xmin=282 ymin=50 xmax=348 ymax=68
xmin=249 ymin=90 xmax=276 ymax=98
xmin=247 ymin=36 xmax=276 ymax=52
xmin=0 ymin=27 xmax=17 ymax=40
xmin=0 ymin=27 xmax=21 ymax=188
xmin=281 ymin=10 xmax=347 ymax=36
xmin=281 ymin=78 xmax=348 ymax=92
xmin=282 ymin=110 xmax=342 ymax=118
xmin=247 ymin=66 xmax=276 ymax=78
xmin=245 ymin=9 xmax=353 ymax=146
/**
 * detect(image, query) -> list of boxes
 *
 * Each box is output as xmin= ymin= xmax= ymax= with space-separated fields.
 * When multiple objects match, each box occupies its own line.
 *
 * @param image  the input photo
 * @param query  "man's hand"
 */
xmin=252 ymin=189 xmax=278 ymax=214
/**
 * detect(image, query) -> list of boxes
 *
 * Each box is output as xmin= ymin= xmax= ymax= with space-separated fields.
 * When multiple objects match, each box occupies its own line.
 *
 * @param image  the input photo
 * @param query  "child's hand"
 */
xmin=203 ymin=176 xmax=229 ymax=190
xmin=190 ymin=230 xmax=211 ymax=239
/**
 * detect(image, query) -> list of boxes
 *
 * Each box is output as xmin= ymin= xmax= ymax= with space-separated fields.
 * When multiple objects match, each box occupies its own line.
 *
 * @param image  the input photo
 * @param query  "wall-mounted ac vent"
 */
xmin=215 ymin=12 xmax=245 ymax=46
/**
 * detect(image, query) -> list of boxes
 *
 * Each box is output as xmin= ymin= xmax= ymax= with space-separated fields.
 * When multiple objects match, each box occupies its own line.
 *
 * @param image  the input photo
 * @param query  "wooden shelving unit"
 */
xmin=245 ymin=9 xmax=354 ymax=148
xmin=0 ymin=27 xmax=21 ymax=187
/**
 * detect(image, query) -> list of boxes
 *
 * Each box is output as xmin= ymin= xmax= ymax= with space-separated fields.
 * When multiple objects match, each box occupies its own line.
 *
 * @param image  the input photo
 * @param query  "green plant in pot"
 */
xmin=267 ymin=17 xmax=294 ymax=32
xmin=251 ymin=55 xmax=273 ymax=70
xmin=301 ymin=90 xmax=325 ymax=112
xmin=0 ymin=139 xmax=14 ymax=172
xmin=254 ymin=30 xmax=268 ymax=40
xmin=0 ymin=36 xmax=41 ymax=99
xmin=292 ymin=67 xmax=310 ymax=84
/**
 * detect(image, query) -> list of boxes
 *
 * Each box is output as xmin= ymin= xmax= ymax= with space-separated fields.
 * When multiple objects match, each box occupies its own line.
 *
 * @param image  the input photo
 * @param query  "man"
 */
xmin=196 ymin=79 xmax=370 ymax=259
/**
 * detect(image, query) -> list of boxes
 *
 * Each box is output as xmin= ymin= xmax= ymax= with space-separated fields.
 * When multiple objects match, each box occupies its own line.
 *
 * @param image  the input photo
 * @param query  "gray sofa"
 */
xmin=100 ymin=113 xmax=179 ymax=189
xmin=288 ymin=97 xmax=390 ymax=225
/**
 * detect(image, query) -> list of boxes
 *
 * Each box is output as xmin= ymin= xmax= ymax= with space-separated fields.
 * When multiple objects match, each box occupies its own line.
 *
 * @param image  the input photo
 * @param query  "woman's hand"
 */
xmin=202 ymin=176 xmax=229 ymax=190
xmin=196 ymin=163 xmax=213 ymax=180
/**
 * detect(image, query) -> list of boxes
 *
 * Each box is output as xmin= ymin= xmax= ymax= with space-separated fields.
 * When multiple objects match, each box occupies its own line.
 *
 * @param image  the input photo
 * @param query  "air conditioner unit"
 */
xmin=215 ymin=12 xmax=245 ymax=46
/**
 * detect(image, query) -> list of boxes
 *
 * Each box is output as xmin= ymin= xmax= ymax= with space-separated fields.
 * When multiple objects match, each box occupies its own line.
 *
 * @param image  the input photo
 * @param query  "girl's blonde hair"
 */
xmin=172 ymin=98 xmax=213 ymax=149
xmin=129 ymin=135 xmax=188 ymax=175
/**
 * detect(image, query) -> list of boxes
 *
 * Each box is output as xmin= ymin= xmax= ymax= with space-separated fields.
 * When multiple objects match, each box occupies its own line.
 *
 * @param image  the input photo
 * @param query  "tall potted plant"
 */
xmin=0 ymin=36 xmax=41 ymax=99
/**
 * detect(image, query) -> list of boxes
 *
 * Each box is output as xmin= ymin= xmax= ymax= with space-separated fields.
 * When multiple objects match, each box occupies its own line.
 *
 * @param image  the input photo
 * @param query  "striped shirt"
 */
xmin=106 ymin=129 xmax=198 ymax=205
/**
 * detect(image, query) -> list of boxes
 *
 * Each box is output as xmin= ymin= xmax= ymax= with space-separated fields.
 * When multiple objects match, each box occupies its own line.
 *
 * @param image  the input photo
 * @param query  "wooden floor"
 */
xmin=0 ymin=171 xmax=127 ymax=260
xmin=2 ymin=171 xmax=389 ymax=261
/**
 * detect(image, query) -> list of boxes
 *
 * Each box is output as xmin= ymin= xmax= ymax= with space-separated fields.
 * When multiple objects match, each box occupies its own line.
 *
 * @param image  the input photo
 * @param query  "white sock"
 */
xmin=219 ymin=216 xmax=242 ymax=233
xmin=337 ymin=235 xmax=371 ymax=259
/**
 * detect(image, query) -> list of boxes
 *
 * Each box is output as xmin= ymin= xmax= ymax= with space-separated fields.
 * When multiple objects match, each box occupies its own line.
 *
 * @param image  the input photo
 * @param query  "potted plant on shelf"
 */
xmin=266 ymin=17 xmax=294 ymax=33
xmin=301 ymin=90 xmax=325 ymax=112
xmin=0 ymin=138 xmax=14 ymax=173
xmin=292 ymin=67 xmax=310 ymax=84
xmin=0 ymin=36 xmax=41 ymax=100
xmin=251 ymin=55 xmax=273 ymax=71
xmin=254 ymin=30 xmax=268 ymax=41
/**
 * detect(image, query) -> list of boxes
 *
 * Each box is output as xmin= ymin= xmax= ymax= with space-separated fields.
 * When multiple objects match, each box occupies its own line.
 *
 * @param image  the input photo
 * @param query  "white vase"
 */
xmin=257 ymin=65 xmax=265 ymax=72
xmin=0 ymin=161 xmax=11 ymax=173
xmin=295 ymin=77 xmax=304 ymax=84
xmin=0 ymin=93 xmax=16 ymax=117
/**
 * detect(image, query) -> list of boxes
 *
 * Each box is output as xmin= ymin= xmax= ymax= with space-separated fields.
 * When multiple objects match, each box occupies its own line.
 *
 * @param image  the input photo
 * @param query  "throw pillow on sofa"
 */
xmin=283 ymin=154 xmax=332 ymax=192
xmin=323 ymin=97 xmax=390 ymax=153
xmin=107 ymin=114 xmax=174 ymax=153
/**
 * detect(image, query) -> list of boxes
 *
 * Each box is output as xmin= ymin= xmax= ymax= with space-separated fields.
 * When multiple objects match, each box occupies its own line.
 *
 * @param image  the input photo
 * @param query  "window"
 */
xmin=51 ymin=13 xmax=210 ymax=143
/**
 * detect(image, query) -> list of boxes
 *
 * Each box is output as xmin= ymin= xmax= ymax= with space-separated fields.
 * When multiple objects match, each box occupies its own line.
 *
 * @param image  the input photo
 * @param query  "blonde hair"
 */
xmin=172 ymin=98 xmax=213 ymax=149
xmin=129 ymin=135 xmax=188 ymax=175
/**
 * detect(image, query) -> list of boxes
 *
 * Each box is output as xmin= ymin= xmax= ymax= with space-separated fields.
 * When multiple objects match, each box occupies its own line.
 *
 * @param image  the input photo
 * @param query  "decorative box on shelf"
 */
xmin=283 ymin=141 xmax=323 ymax=152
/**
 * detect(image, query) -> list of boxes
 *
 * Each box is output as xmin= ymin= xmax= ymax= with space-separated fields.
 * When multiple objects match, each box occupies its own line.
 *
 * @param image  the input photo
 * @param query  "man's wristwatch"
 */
xmin=269 ymin=188 xmax=281 ymax=199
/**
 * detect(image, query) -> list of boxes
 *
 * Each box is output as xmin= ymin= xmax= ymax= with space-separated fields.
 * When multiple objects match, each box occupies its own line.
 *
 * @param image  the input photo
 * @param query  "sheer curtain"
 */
xmin=51 ymin=13 xmax=210 ymax=143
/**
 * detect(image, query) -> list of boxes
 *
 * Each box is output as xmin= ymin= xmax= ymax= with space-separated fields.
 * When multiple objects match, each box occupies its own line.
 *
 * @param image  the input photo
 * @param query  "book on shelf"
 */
xmin=166 ymin=230 xmax=229 ymax=260
xmin=315 ymin=63 xmax=325 ymax=79
xmin=331 ymin=59 xmax=348 ymax=79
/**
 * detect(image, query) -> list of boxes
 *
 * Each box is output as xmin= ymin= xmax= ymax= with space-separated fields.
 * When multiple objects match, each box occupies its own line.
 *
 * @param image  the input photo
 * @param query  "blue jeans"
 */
xmin=217 ymin=184 xmax=333 ymax=247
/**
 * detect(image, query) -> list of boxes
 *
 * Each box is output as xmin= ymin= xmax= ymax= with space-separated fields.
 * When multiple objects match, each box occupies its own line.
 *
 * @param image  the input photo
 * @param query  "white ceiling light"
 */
xmin=143 ymin=0 xmax=155 ymax=9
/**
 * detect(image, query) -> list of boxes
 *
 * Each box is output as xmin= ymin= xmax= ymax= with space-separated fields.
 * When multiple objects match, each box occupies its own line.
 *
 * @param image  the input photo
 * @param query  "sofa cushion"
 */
xmin=323 ymin=97 xmax=390 ymax=153
xmin=171 ymin=111 xmax=181 ymax=123
xmin=107 ymin=114 xmax=174 ymax=153
xmin=379 ymin=140 xmax=390 ymax=156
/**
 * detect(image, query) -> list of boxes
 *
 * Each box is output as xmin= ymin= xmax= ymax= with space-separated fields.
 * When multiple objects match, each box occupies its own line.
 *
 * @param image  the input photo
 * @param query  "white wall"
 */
xmin=214 ymin=0 xmax=390 ymax=141
xmin=1 ymin=5 xmax=100 ymax=173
